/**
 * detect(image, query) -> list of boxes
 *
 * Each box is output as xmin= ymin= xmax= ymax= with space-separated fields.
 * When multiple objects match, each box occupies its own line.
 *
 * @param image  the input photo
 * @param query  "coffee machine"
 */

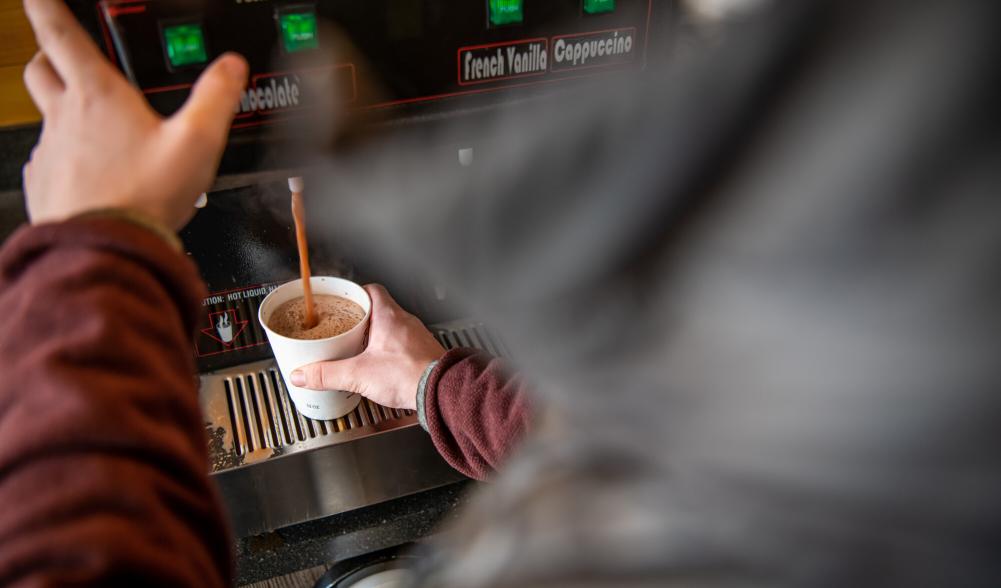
xmin=65 ymin=0 xmax=674 ymax=539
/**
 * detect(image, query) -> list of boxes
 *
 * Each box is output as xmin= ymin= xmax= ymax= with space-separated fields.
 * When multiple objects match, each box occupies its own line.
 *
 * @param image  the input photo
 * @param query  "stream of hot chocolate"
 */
xmin=290 ymin=179 xmax=317 ymax=329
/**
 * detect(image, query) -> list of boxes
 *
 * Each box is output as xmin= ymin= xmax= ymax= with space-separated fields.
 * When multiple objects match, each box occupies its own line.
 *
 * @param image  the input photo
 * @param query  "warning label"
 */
xmin=551 ymin=28 xmax=637 ymax=72
xmin=201 ymin=284 xmax=279 ymax=307
xmin=196 ymin=283 xmax=280 ymax=357
xmin=458 ymin=38 xmax=548 ymax=85
xmin=201 ymin=310 xmax=248 ymax=346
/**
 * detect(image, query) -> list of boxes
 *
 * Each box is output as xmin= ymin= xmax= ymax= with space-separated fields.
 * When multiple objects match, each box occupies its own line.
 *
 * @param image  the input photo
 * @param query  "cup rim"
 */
xmin=258 ymin=277 xmax=371 ymax=345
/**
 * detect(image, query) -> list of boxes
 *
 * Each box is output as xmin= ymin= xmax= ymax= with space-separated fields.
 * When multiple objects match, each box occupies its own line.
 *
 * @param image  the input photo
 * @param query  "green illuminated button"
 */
xmin=162 ymin=23 xmax=208 ymax=68
xmin=583 ymin=0 xmax=616 ymax=14
xmin=488 ymin=0 xmax=523 ymax=26
xmin=279 ymin=10 xmax=319 ymax=53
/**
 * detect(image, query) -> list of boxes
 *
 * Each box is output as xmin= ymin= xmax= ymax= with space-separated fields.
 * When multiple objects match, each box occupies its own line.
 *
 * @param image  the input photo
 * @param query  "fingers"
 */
xmin=364 ymin=283 xmax=403 ymax=315
xmin=23 ymin=52 xmax=63 ymax=113
xmin=366 ymin=282 xmax=404 ymax=320
xmin=291 ymin=357 xmax=359 ymax=391
xmin=23 ymin=0 xmax=108 ymax=87
xmin=170 ymin=53 xmax=247 ymax=141
xmin=363 ymin=283 xmax=403 ymax=337
xmin=22 ymin=144 xmax=40 ymax=185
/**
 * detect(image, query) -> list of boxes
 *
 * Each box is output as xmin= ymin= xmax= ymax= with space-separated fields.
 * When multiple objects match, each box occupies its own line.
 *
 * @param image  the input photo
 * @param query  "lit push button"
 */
xmin=488 ymin=0 xmax=524 ymax=27
xmin=583 ymin=0 xmax=616 ymax=14
xmin=162 ymin=23 xmax=208 ymax=69
xmin=278 ymin=9 xmax=319 ymax=53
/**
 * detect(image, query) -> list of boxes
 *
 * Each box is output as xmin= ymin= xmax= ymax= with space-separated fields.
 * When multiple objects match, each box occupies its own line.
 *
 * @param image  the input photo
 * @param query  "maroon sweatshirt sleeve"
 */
xmin=0 ymin=218 xmax=231 ymax=587
xmin=422 ymin=348 xmax=531 ymax=481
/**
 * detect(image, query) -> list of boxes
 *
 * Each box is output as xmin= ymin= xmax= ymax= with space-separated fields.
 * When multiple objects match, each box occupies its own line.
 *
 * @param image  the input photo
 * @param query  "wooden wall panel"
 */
xmin=0 ymin=0 xmax=40 ymax=127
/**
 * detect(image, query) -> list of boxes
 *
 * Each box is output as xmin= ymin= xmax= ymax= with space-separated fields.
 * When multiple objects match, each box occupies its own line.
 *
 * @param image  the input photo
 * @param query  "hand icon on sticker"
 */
xmin=216 ymin=313 xmax=234 ymax=343
xmin=199 ymin=309 xmax=250 ymax=352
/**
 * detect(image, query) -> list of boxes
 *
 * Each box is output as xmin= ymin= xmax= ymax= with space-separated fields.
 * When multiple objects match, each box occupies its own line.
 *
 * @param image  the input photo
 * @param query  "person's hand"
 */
xmin=291 ymin=284 xmax=446 ymax=411
xmin=21 ymin=0 xmax=248 ymax=230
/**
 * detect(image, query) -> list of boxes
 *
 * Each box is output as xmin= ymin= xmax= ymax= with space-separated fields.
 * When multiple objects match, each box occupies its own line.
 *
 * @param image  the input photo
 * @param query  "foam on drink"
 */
xmin=268 ymin=294 xmax=365 ymax=340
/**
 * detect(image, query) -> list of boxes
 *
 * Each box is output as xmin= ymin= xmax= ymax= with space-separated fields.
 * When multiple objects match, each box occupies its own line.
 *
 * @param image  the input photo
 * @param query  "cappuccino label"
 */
xmin=551 ymin=28 xmax=636 ymax=72
xmin=459 ymin=39 xmax=548 ymax=85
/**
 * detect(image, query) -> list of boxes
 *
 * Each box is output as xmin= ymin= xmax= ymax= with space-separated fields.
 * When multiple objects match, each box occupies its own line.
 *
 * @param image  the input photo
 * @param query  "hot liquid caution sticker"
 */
xmin=196 ymin=283 xmax=280 ymax=357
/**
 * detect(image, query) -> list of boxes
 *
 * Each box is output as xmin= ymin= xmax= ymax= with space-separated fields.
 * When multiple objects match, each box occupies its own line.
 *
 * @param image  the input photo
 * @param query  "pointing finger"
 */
xmin=22 ymin=145 xmax=40 ymax=186
xmin=170 ymin=53 xmax=247 ymax=142
xmin=23 ymin=0 xmax=109 ymax=88
xmin=23 ymin=51 xmax=63 ymax=113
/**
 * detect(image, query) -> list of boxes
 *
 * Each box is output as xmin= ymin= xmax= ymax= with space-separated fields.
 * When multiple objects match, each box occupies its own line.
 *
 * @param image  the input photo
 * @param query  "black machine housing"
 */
xmin=68 ymin=0 xmax=669 ymax=134
xmin=52 ymin=1 xmax=679 ymax=549
xmin=63 ymin=0 xmax=675 ymax=372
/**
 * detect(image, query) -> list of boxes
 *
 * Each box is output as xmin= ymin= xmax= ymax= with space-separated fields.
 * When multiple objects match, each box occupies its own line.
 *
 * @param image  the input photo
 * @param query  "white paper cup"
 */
xmin=259 ymin=277 xmax=369 ymax=420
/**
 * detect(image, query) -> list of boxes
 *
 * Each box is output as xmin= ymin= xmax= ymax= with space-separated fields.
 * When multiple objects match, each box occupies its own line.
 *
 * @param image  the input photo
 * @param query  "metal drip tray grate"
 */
xmin=431 ymin=320 xmax=511 ymax=358
xmin=202 ymin=320 xmax=504 ymax=473
xmin=223 ymin=367 xmax=414 ymax=456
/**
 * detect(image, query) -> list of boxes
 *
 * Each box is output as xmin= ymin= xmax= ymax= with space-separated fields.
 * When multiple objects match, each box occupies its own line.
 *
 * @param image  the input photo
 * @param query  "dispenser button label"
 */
xmin=551 ymin=28 xmax=636 ymax=72
xmin=237 ymin=64 xmax=357 ymax=116
xmin=458 ymin=38 xmax=548 ymax=85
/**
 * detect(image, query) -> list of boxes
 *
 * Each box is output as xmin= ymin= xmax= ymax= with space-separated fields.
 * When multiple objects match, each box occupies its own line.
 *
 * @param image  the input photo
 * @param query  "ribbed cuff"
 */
xmin=416 ymin=359 xmax=439 ymax=432
xmin=73 ymin=208 xmax=183 ymax=253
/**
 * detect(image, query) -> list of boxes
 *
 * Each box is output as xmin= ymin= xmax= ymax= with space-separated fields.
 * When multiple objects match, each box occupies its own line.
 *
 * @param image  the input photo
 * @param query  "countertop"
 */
xmin=235 ymin=480 xmax=474 ymax=587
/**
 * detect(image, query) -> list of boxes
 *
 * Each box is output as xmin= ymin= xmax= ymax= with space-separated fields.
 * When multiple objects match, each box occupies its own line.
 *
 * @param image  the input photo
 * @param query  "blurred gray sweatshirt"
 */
xmin=314 ymin=0 xmax=1001 ymax=585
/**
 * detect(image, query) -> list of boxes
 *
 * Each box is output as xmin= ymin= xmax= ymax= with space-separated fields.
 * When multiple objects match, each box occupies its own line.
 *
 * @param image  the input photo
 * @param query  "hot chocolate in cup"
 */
xmin=259 ymin=277 xmax=370 ymax=420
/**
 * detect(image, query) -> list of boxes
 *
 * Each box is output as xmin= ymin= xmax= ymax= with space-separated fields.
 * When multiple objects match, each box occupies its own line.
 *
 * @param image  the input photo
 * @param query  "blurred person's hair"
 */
xmin=308 ymin=0 xmax=1001 ymax=585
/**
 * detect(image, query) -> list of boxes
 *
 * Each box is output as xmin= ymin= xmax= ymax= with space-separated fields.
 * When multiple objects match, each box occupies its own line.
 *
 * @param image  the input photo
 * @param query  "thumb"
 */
xmin=291 ymin=357 xmax=361 ymax=391
xmin=170 ymin=53 xmax=247 ymax=140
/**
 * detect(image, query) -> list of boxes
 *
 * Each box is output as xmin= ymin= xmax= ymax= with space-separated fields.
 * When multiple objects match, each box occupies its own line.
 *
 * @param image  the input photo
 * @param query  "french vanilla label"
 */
xmin=551 ymin=28 xmax=636 ymax=72
xmin=459 ymin=39 xmax=548 ymax=85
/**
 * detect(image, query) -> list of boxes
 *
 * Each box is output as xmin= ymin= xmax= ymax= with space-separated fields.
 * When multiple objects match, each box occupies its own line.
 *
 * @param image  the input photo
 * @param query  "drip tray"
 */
xmin=202 ymin=362 xmax=418 ymax=473
xmin=202 ymin=320 xmax=499 ymax=537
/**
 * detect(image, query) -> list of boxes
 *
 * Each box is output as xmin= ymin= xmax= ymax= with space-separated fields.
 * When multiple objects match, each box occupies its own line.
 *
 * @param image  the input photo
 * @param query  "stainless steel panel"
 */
xmin=215 ymin=425 xmax=465 ymax=537
xmin=202 ymin=320 xmax=500 ymax=536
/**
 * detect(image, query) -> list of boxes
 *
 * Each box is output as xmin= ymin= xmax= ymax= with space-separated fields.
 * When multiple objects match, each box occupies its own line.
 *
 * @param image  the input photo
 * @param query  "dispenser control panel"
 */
xmin=66 ymin=0 xmax=664 ymax=134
